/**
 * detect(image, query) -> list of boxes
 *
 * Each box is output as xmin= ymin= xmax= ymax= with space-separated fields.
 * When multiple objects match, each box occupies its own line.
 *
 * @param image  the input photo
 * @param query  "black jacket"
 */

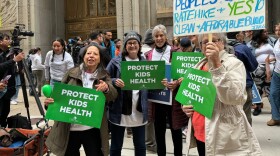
xmin=0 ymin=50 xmax=16 ymax=99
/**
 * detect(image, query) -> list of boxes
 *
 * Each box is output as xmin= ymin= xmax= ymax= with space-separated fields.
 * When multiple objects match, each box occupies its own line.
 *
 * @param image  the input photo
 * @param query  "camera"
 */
xmin=11 ymin=24 xmax=34 ymax=48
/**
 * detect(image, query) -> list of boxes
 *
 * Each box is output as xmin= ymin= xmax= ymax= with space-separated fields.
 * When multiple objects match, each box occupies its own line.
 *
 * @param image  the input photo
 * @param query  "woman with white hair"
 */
xmin=145 ymin=24 xmax=188 ymax=156
xmin=182 ymin=33 xmax=262 ymax=156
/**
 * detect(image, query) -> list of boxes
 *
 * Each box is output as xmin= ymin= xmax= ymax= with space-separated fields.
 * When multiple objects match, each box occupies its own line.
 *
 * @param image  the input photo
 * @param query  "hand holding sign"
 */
xmin=42 ymin=84 xmax=52 ymax=97
xmin=182 ymin=105 xmax=194 ymax=117
xmin=115 ymin=79 xmax=125 ymax=88
xmin=44 ymin=98 xmax=54 ymax=107
xmin=205 ymin=42 xmax=222 ymax=69
xmin=162 ymin=78 xmax=179 ymax=91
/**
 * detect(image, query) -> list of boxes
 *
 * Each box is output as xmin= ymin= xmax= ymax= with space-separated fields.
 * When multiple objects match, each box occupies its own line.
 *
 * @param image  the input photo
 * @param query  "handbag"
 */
xmin=7 ymin=113 xmax=32 ymax=129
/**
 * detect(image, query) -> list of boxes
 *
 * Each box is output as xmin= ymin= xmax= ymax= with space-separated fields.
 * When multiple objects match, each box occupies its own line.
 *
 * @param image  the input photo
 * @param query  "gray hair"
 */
xmin=198 ymin=33 xmax=228 ymax=49
xmin=152 ymin=24 xmax=167 ymax=37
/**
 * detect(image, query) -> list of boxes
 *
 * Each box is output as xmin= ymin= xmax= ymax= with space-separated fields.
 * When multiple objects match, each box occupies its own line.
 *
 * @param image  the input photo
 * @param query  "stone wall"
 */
xmin=0 ymin=0 xmax=17 ymax=31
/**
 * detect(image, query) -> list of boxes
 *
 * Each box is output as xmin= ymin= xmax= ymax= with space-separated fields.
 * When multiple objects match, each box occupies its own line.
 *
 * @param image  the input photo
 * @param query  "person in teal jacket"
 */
xmin=101 ymin=30 xmax=116 ymax=59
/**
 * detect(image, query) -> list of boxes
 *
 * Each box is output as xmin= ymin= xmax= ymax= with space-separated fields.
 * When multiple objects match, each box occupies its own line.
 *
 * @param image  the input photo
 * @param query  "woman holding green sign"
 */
xmin=44 ymin=44 xmax=117 ymax=156
xmin=106 ymin=31 xmax=148 ymax=156
xmin=182 ymin=33 xmax=262 ymax=155
xmin=145 ymin=24 xmax=188 ymax=156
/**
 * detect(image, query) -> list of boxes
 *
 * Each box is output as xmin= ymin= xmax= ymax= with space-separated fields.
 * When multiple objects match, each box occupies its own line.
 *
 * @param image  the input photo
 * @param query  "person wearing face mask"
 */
xmin=44 ymin=38 xmax=74 ymax=87
xmin=145 ymin=24 xmax=188 ymax=156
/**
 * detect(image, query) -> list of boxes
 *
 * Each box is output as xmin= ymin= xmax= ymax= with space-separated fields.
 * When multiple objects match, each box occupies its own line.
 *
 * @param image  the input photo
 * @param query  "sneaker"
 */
xmin=16 ymin=99 xmax=23 ymax=103
xmin=10 ymin=100 xmax=18 ymax=105
xmin=267 ymin=119 xmax=280 ymax=126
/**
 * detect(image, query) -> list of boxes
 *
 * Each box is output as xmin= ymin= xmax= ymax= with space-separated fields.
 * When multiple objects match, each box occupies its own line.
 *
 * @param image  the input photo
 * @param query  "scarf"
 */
xmin=155 ymin=42 xmax=167 ymax=53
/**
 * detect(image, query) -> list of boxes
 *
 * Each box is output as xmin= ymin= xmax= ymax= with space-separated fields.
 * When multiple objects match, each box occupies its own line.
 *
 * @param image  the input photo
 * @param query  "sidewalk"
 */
xmin=9 ymin=89 xmax=280 ymax=156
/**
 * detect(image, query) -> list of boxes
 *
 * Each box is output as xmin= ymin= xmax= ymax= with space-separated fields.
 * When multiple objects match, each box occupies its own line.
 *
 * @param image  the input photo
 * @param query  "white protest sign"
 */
xmin=173 ymin=0 xmax=266 ymax=36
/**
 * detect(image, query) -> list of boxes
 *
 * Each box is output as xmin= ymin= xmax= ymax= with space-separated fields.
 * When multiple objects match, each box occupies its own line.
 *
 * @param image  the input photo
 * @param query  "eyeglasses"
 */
xmin=127 ymin=42 xmax=139 ymax=46
xmin=200 ymin=39 xmax=221 ymax=45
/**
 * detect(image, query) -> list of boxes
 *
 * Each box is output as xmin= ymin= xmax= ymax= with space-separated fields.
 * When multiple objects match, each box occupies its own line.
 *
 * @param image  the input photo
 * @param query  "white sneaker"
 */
xmin=16 ymin=99 xmax=23 ymax=103
xmin=10 ymin=100 xmax=18 ymax=105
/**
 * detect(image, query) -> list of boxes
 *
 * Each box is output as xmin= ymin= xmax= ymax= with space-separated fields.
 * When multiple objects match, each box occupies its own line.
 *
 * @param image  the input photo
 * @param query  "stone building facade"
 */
xmin=0 ymin=0 xmax=279 ymax=58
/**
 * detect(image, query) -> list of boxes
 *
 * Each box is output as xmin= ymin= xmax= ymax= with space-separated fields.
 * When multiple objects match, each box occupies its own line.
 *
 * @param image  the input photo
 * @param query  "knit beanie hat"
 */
xmin=144 ymin=29 xmax=154 ymax=44
xmin=123 ymin=31 xmax=141 ymax=47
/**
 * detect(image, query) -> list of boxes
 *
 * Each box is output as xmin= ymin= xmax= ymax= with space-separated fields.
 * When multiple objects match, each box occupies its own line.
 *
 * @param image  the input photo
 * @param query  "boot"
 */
xmin=267 ymin=119 xmax=280 ymax=126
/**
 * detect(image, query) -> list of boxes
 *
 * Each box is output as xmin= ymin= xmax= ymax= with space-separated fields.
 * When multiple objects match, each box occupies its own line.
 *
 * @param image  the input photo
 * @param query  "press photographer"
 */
xmin=67 ymin=36 xmax=84 ymax=66
xmin=0 ymin=32 xmax=25 ymax=127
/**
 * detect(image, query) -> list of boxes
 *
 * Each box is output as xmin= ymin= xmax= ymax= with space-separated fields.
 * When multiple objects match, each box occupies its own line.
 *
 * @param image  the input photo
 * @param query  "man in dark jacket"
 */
xmin=227 ymin=31 xmax=258 ymax=125
xmin=0 ymin=33 xmax=25 ymax=127
xmin=78 ymin=31 xmax=110 ymax=67
xmin=101 ymin=30 xmax=116 ymax=59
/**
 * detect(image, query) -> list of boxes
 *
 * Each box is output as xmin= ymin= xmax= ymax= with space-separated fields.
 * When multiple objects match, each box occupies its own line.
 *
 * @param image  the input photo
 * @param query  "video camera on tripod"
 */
xmin=11 ymin=24 xmax=34 ymax=49
xmin=7 ymin=24 xmax=46 ymax=129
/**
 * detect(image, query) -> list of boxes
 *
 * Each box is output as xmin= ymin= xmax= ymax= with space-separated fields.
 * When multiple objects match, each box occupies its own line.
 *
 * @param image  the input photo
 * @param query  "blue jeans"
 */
xmin=269 ymin=72 xmax=280 ymax=120
xmin=50 ymin=79 xmax=61 ymax=88
xmin=110 ymin=124 xmax=146 ymax=156
xmin=11 ymin=74 xmax=21 ymax=101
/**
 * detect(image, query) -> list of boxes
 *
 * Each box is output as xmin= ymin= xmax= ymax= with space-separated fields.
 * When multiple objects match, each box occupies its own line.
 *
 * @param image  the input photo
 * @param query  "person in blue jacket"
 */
xmin=102 ymin=30 xmax=116 ymax=59
xmin=106 ymin=31 xmax=148 ymax=156
xmin=227 ymin=31 xmax=259 ymax=125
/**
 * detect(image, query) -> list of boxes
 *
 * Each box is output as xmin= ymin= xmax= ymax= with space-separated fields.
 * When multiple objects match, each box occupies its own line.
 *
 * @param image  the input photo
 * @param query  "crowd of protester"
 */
xmin=1 ymin=23 xmax=280 ymax=155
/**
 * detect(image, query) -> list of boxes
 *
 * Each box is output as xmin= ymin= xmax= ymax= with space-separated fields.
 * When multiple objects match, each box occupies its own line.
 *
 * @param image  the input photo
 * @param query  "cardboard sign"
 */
xmin=171 ymin=52 xmax=204 ymax=79
xmin=148 ymin=64 xmax=172 ymax=105
xmin=176 ymin=68 xmax=216 ymax=119
xmin=252 ymin=82 xmax=262 ymax=104
xmin=45 ymin=83 xmax=106 ymax=128
xmin=173 ymin=0 xmax=266 ymax=36
xmin=121 ymin=61 xmax=165 ymax=90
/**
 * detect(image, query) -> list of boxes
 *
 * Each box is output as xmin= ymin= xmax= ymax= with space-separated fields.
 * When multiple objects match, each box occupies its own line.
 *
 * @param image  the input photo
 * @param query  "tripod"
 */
xmin=12 ymin=48 xmax=46 ymax=128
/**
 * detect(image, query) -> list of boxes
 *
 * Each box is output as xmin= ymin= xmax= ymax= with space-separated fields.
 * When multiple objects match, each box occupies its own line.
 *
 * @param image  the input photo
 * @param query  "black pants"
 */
xmin=196 ymin=139 xmax=205 ymax=156
xmin=154 ymin=104 xmax=182 ymax=156
xmin=0 ymin=88 xmax=15 ymax=127
xmin=64 ymin=128 xmax=103 ymax=156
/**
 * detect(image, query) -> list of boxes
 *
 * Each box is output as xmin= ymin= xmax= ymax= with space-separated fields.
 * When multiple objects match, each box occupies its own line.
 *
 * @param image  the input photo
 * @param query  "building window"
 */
xmin=89 ymin=0 xmax=116 ymax=17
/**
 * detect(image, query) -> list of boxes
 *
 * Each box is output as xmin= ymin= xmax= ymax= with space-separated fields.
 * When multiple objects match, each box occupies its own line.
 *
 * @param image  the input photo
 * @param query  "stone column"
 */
xmin=116 ymin=0 xmax=153 ymax=39
xmin=31 ymin=0 xmax=65 ymax=60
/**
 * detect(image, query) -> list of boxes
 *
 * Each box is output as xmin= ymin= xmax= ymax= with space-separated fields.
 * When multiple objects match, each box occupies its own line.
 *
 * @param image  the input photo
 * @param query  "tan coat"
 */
xmin=186 ymin=50 xmax=263 ymax=156
xmin=46 ymin=66 xmax=117 ymax=156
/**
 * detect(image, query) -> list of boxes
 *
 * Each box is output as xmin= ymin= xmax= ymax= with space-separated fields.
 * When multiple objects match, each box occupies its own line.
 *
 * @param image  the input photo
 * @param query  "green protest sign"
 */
xmin=175 ymin=68 xmax=216 ymax=119
xmin=45 ymin=83 xmax=106 ymax=128
xmin=121 ymin=61 xmax=165 ymax=90
xmin=171 ymin=52 xmax=204 ymax=79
